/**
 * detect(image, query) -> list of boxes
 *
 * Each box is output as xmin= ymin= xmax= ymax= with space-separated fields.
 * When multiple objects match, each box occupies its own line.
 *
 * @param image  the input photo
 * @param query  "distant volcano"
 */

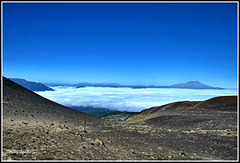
xmin=170 ymin=81 xmax=223 ymax=89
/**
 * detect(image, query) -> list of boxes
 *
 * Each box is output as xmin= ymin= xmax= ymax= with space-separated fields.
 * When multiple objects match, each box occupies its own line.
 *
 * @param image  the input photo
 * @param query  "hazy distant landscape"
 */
xmin=8 ymin=77 xmax=236 ymax=114
xmin=7 ymin=77 xmax=237 ymax=121
xmin=35 ymin=84 xmax=237 ymax=113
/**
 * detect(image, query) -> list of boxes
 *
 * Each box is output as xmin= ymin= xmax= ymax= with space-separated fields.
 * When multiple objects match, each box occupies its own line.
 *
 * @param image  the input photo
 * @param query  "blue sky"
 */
xmin=3 ymin=2 xmax=238 ymax=88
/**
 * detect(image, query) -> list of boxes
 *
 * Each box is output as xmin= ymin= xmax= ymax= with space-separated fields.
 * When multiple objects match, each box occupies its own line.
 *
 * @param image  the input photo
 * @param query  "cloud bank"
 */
xmin=36 ymin=86 xmax=237 ymax=112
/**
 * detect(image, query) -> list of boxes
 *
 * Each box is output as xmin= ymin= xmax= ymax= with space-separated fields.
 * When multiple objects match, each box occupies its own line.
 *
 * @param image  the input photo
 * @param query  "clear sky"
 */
xmin=2 ymin=2 xmax=238 ymax=88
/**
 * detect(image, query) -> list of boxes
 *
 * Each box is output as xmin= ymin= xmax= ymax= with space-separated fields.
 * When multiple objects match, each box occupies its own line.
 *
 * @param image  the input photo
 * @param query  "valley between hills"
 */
xmin=2 ymin=77 xmax=238 ymax=161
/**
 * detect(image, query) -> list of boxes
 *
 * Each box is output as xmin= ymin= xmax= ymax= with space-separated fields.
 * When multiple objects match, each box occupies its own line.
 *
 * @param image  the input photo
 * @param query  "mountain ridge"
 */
xmin=44 ymin=80 xmax=224 ymax=89
xmin=8 ymin=78 xmax=54 ymax=91
xmin=125 ymin=96 xmax=237 ymax=124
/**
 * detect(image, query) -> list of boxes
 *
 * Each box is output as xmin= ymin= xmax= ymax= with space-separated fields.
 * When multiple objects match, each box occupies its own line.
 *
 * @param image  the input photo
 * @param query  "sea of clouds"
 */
xmin=35 ymin=86 xmax=237 ymax=112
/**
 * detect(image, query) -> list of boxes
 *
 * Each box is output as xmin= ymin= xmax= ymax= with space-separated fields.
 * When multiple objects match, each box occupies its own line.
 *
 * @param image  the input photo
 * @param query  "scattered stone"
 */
xmin=5 ymin=132 xmax=11 ymax=135
xmin=79 ymin=145 xmax=85 ymax=149
xmin=180 ymin=152 xmax=186 ymax=156
xmin=95 ymin=139 xmax=104 ymax=146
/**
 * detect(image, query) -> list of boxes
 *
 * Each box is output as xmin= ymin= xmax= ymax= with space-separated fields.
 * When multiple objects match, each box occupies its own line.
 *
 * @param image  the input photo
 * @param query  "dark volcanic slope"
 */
xmin=2 ymin=77 xmax=129 ymax=160
xmin=4 ymin=77 xmax=102 ymax=126
xmin=124 ymin=96 xmax=238 ymax=160
xmin=125 ymin=96 xmax=237 ymax=129
xmin=2 ymin=77 xmax=238 ymax=160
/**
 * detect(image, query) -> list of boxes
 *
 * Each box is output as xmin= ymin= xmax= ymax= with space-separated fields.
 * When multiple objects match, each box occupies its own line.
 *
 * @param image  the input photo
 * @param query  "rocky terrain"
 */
xmin=2 ymin=77 xmax=238 ymax=161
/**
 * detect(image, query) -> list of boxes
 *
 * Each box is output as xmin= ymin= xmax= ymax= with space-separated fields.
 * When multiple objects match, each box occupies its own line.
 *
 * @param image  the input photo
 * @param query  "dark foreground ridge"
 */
xmin=2 ymin=77 xmax=238 ymax=160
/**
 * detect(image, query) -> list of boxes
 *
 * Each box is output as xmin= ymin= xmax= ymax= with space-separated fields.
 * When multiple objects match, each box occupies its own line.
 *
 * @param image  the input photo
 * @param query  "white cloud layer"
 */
xmin=35 ymin=86 xmax=237 ymax=112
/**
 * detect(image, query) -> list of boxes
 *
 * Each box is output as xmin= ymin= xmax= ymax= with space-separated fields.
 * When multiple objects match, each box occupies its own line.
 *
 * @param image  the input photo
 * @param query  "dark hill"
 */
xmin=8 ymin=78 xmax=54 ymax=91
xmin=2 ymin=77 xmax=127 ymax=160
xmin=195 ymin=96 xmax=237 ymax=111
xmin=125 ymin=96 xmax=237 ymax=129
xmin=3 ymin=77 xmax=102 ymax=125
xmin=133 ymin=96 xmax=237 ymax=117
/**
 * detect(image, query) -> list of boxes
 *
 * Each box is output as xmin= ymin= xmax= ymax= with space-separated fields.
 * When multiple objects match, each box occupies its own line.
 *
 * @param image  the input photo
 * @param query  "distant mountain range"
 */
xmin=42 ymin=82 xmax=75 ymax=86
xmin=10 ymin=77 xmax=223 ymax=90
xmin=75 ymin=82 xmax=121 ymax=88
xmin=75 ymin=81 xmax=223 ymax=89
xmin=8 ymin=78 xmax=54 ymax=91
